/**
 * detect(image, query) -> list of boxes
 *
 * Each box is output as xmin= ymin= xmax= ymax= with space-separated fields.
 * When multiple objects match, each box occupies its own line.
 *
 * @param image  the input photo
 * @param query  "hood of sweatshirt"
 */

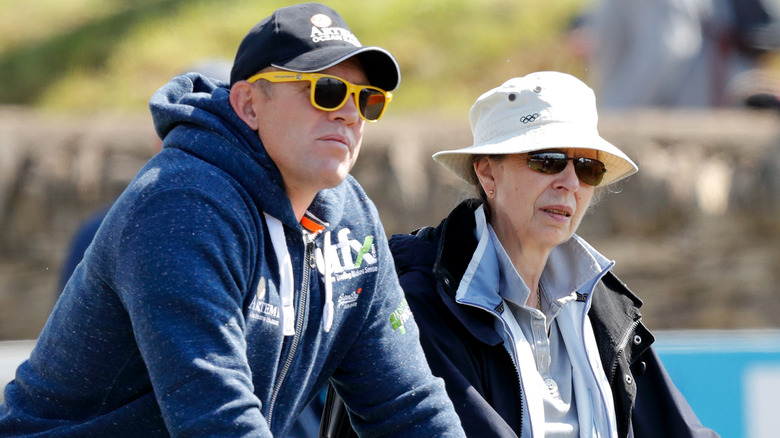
xmin=149 ymin=72 xmax=353 ymax=333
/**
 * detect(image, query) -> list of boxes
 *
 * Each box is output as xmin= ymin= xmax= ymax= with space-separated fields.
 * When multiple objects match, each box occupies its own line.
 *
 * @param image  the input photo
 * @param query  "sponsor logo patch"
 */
xmin=337 ymin=287 xmax=362 ymax=310
xmin=308 ymin=14 xmax=360 ymax=46
xmin=315 ymin=228 xmax=377 ymax=282
xmin=390 ymin=299 xmax=412 ymax=335
xmin=248 ymin=276 xmax=280 ymax=326
xmin=310 ymin=13 xmax=332 ymax=28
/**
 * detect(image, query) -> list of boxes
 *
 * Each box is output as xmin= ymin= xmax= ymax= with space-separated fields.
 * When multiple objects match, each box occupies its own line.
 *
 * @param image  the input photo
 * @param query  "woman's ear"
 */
xmin=229 ymin=82 xmax=259 ymax=130
xmin=474 ymin=156 xmax=497 ymax=198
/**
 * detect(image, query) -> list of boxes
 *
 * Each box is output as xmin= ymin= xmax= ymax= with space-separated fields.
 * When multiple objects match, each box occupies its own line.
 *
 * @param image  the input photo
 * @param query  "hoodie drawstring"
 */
xmin=264 ymin=213 xmax=296 ymax=336
xmin=322 ymin=231 xmax=334 ymax=333
xmin=265 ymin=213 xmax=334 ymax=335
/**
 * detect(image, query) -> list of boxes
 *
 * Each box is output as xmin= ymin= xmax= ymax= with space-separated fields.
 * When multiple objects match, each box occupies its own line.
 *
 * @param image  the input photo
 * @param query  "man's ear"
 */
xmin=473 ymin=156 xmax=497 ymax=196
xmin=229 ymin=82 xmax=259 ymax=130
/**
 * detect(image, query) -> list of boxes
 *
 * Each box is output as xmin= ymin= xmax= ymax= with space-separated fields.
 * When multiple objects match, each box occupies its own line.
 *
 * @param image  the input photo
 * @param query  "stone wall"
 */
xmin=1 ymin=107 xmax=779 ymax=340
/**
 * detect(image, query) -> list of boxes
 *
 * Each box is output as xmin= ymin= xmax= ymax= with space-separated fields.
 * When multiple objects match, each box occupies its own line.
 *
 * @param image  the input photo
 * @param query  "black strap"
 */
xmin=318 ymin=383 xmax=358 ymax=438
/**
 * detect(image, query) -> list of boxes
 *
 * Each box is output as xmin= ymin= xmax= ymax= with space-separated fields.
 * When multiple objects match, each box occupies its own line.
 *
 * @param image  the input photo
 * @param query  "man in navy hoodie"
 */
xmin=0 ymin=3 xmax=464 ymax=437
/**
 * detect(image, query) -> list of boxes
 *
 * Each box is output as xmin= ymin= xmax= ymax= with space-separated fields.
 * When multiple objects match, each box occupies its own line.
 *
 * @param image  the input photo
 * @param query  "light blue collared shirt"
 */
xmin=453 ymin=205 xmax=619 ymax=437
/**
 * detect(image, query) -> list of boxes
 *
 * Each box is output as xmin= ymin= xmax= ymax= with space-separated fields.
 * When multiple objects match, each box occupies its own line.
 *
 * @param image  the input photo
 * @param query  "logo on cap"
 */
xmin=309 ymin=14 xmax=360 ymax=47
xmin=520 ymin=113 xmax=540 ymax=124
xmin=310 ymin=14 xmax=332 ymax=28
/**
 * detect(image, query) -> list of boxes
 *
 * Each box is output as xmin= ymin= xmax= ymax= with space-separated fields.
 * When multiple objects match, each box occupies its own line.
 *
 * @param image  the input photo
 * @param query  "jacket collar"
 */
xmin=429 ymin=199 xmax=505 ymax=346
xmin=589 ymin=272 xmax=654 ymax=377
xmin=428 ymin=199 xmax=651 ymax=359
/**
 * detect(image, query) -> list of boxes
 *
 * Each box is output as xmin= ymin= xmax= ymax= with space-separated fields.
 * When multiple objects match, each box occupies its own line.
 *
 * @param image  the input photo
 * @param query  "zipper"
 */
xmin=503 ymin=336 xmax=525 ymax=437
xmin=609 ymin=320 xmax=640 ymax=384
xmin=581 ymin=302 xmax=638 ymax=437
xmin=266 ymin=233 xmax=315 ymax=427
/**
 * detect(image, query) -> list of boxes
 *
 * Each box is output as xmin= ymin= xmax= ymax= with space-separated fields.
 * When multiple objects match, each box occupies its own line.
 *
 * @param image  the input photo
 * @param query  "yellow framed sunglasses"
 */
xmin=246 ymin=72 xmax=393 ymax=122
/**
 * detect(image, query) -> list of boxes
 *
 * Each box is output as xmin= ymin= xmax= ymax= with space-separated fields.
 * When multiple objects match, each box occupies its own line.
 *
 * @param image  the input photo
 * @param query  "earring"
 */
xmin=489 ymin=190 xmax=494 ymax=195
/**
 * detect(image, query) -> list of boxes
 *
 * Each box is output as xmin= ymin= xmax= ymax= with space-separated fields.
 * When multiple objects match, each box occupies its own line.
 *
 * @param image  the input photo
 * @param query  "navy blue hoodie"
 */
xmin=0 ymin=73 xmax=463 ymax=437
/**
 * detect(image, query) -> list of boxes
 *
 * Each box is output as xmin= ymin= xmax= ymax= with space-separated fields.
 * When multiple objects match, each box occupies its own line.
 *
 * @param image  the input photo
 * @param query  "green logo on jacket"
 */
xmin=354 ymin=236 xmax=374 ymax=268
xmin=390 ymin=299 xmax=412 ymax=335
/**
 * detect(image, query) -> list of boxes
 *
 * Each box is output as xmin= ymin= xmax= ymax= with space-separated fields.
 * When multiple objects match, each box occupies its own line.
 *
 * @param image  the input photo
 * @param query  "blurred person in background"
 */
xmin=575 ymin=0 xmax=780 ymax=110
xmin=0 ymin=3 xmax=464 ymax=437
xmin=382 ymin=72 xmax=719 ymax=437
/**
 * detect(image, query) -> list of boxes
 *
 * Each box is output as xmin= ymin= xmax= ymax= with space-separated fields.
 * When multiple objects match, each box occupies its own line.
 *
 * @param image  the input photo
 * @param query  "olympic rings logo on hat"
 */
xmin=520 ymin=113 xmax=539 ymax=124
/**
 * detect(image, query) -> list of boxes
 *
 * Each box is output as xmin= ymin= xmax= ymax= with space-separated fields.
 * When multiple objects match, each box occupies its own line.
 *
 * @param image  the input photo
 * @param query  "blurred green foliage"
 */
xmin=5 ymin=0 xmax=778 ymax=116
xmin=0 ymin=0 xmax=588 ymax=115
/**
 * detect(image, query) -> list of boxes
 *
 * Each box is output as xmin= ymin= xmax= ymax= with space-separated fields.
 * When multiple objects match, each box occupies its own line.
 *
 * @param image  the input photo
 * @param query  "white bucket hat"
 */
xmin=433 ymin=71 xmax=638 ymax=186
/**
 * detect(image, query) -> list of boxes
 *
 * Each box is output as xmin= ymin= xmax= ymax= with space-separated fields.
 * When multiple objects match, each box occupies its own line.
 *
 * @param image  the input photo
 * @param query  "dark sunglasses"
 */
xmin=246 ymin=72 xmax=392 ymax=122
xmin=526 ymin=152 xmax=607 ymax=186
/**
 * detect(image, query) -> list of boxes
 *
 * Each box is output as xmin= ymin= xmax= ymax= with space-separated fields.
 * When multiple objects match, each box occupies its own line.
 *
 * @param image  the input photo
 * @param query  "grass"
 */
xmin=0 ymin=0 xmax=777 ymax=115
xmin=0 ymin=0 xmax=587 ymax=115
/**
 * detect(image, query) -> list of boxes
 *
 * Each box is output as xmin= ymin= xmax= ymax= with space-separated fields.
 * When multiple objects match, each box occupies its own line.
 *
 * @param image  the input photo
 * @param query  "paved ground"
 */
xmin=0 ymin=340 xmax=35 ymax=403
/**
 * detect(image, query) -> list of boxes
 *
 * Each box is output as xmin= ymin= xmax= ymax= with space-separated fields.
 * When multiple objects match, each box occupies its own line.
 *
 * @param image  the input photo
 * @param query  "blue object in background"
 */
xmin=5 ymin=330 xmax=780 ymax=434
xmin=655 ymin=330 xmax=780 ymax=438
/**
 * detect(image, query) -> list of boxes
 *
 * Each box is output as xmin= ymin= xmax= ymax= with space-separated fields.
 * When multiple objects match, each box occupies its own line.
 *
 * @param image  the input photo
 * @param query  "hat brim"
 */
xmin=433 ymin=122 xmax=638 ymax=186
xmin=273 ymin=45 xmax=400 ymax=91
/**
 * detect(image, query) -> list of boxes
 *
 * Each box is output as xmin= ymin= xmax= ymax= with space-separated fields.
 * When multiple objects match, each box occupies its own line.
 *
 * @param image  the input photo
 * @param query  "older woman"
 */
xmin=386 ymin=72 xmax=718 ymax=437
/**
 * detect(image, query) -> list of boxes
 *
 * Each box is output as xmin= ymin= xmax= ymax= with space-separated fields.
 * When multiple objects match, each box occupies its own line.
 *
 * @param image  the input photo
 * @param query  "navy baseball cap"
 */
xmin=230 ymin=3 xmax=400 ymax=91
